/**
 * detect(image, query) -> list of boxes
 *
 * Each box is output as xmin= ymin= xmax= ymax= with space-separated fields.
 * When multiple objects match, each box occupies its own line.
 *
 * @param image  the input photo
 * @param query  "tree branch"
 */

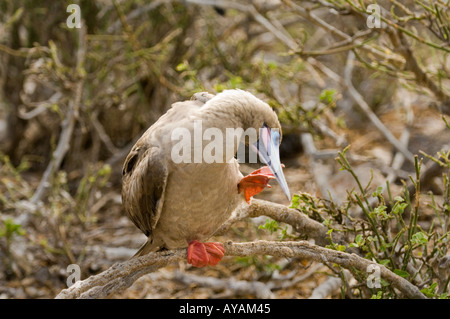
xmin=215 ymin=199 xmax=346 ymax=247
xmin=55 ymin=240 xmax=426 ymax=299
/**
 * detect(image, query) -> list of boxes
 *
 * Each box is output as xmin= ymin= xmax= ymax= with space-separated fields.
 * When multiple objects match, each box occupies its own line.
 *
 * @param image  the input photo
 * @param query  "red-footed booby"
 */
xmin=122 ymin=89 xmax=290 ymax=267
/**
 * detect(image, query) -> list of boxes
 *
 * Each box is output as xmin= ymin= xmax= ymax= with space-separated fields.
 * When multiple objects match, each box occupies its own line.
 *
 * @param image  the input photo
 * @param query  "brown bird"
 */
xmin=122 ymin=89 xmax=290 ymax=267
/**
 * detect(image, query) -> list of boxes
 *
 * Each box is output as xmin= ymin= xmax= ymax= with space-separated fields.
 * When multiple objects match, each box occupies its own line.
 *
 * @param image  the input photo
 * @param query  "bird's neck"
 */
xmin=195 ymin=105 xmax=259 ymax=163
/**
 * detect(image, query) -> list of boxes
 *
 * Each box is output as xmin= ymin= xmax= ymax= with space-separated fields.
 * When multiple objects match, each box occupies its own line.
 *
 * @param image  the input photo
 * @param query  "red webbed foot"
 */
xmin=238 ymin=166 xmax=276 ymax=203
xmin=187 ymin=240 xmax=225 ymax=268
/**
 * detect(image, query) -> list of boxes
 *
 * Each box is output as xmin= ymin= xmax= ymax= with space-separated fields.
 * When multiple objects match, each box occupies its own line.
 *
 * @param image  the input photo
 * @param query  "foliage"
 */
xmin=280 ymin=137 xmax=449 ymax=298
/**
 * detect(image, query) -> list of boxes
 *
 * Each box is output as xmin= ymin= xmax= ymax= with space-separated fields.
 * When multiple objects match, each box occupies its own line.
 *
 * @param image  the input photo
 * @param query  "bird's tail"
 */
xmin=132 ymin=238 xmax=159 ymax=258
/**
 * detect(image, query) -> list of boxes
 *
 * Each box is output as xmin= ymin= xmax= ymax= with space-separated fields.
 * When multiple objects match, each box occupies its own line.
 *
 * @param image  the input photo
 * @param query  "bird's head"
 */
xmin=203 ymin=89 xmax=290 ymax=201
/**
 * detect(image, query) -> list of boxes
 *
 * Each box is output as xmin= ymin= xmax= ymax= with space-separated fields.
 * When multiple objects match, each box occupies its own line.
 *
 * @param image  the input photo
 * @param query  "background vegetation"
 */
xmin=0 ymin=0 xmax=449 ymax=298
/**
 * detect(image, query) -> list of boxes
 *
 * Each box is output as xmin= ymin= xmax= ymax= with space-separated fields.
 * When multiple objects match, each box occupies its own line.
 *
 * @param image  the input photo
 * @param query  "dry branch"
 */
xmin=173 ymin=271 xmax=274 ymax=298
xmin=268 ymin=262 xmax=324 ymax=291
xmin=308 ymin=269 xmax=352 ymax=299
xmin=215 ymin=199 xmax=345 ymax=247
xmin=309 ymin=276 xmax=341 ymax=299
xmin=307 ymin=54 xmax=415 ymax=164
xmin=387 ymin=30 xmax=450 ymax=115
xmin=283 ymin=0 xmax=404 ymax=63
xmin=55 ymin=240 xmax=426 ymax=299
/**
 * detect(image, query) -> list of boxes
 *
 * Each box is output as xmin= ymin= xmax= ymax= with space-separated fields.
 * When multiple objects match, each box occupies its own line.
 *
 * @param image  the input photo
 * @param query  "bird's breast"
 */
xmin=154 ymin=160 xmax=243 ymax=249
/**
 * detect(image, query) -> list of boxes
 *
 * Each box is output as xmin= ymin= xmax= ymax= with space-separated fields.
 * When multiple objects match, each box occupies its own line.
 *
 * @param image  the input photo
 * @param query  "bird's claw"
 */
xmin=187 ymin=240 xmax=225 ymax=267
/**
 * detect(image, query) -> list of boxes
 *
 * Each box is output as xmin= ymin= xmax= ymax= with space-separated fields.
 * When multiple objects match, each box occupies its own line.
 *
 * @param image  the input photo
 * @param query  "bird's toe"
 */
xmin=187 ymin=240 xmax=209 ymax=267
xmin=187 ymin=240 xmax=225 ymax=267
xmin=238 ymin=166 xmax=276 ymax=203
xmin=204 ymin=242 xmax=225 ymax=266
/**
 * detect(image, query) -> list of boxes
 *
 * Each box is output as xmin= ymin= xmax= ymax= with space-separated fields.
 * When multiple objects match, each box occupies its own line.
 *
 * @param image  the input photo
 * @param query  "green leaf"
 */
xmin=323 ymin=219 xmax=332 ymax=228
xmin=319 ymin=88 xmax=337 ymax=104
xmin=98 ymin=164 xmax=112 ymax=176
xmin=393 ymin=269 xmax=410 ymax=278
xmin=175 ymin=62 xmax=188 ymax=72
xmin=380 ymin=278 xmax=390 ymax=287
xmin=372 ymin=186 xmax=383 ymax=197
xmin=411 ymin=231 xmax=428 ymax=246
xmin=379 ymin=259 xmax=390 ymax=266
xmin=392 ymin=202 xmax=408 ymax=215
xmin=374 ymin=205 xmax=387 ymax=214
xmin=421 ymin=283 xmax=438 ymax=298
xmin=355 ymin=234 xmax=364 ymax=246
xmin=229 ymin=76 xmax=243 ymax=89
xmin=267 ymin=61 xmax=278 ymax=70
xmin=289 ymin=194 xmax=300 ymax=209
xmin=258 ymin=219 xmax=279 ymax=234
xmin=371 ymin=291 xmax=383 ymax=299
xmin=0 ymin=218 xmax=26 ymax=238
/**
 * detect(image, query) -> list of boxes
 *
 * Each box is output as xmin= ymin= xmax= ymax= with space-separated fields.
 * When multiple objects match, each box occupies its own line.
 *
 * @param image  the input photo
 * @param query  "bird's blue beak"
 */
xmin=251 ymin=125 xmax=291 ymax=201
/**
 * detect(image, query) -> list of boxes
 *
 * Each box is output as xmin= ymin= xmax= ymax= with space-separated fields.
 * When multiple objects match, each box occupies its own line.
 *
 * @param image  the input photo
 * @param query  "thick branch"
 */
xmin=55 ymin=240 xmax=426 ymax=299
xmin=215 ymin=199 xmax=345 ymax=247
xmin=56 ymin=249 xmax=186 ymax=299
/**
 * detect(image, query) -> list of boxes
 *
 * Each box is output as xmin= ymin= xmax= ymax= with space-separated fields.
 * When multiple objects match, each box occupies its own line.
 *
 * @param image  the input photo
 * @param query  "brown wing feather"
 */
xmin=121 ymin=94 xmax=211 ymax=248
xmin=122 ymin=146 xmax=168 ymax=237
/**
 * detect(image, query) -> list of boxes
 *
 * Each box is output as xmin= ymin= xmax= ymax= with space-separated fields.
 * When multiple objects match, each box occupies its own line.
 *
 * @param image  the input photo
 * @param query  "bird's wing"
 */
xmin=121 ymin=92 xmax=214 ymax=236
xmin=122 ymin=145 xmax=168 ymax=237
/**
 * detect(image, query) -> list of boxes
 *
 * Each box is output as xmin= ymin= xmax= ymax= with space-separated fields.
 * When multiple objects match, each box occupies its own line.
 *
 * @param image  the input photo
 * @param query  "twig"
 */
xmin=363 ymin=120 xmax=411 ymax=212
xmin=344 ymin=0 xmax=450 ymax=53
xmin=173 ymin=271 xmax=274 ymax=298
xmin=89 ymin=110 xmax=120 ymax=154
xmin=307 ymin=53 xmax=415 ymax=164
xmin=215 ymin=199 xmax=345 ymax=247
xmin=283 ymin=0 xmax=405 ymax=64
xmin=185 ymin=0 xmax=249 ymax=13
xmin=298 ymin=29 xmax=375 ymax=57
xmin=107 ymin=0 xmax=169 ymax=33
xmin=387 ymin=30 xmax=450 ymax=114
xmin=300 ymin=132 xmax=339 ymax=201
xmin=267 ymin=262 xmax=324 ymax=290
xmin=187 ymin=0 xmax=299 ymax=51
xmin=309 ymin=276 xmax=341 ymax=299
xmin=0 ymin=43 xmax=30 ymax=57
xmin=18 ymin=91 xmax=63 ymax=120
xmin=55 ymin=240 xmax=426 ymax=299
